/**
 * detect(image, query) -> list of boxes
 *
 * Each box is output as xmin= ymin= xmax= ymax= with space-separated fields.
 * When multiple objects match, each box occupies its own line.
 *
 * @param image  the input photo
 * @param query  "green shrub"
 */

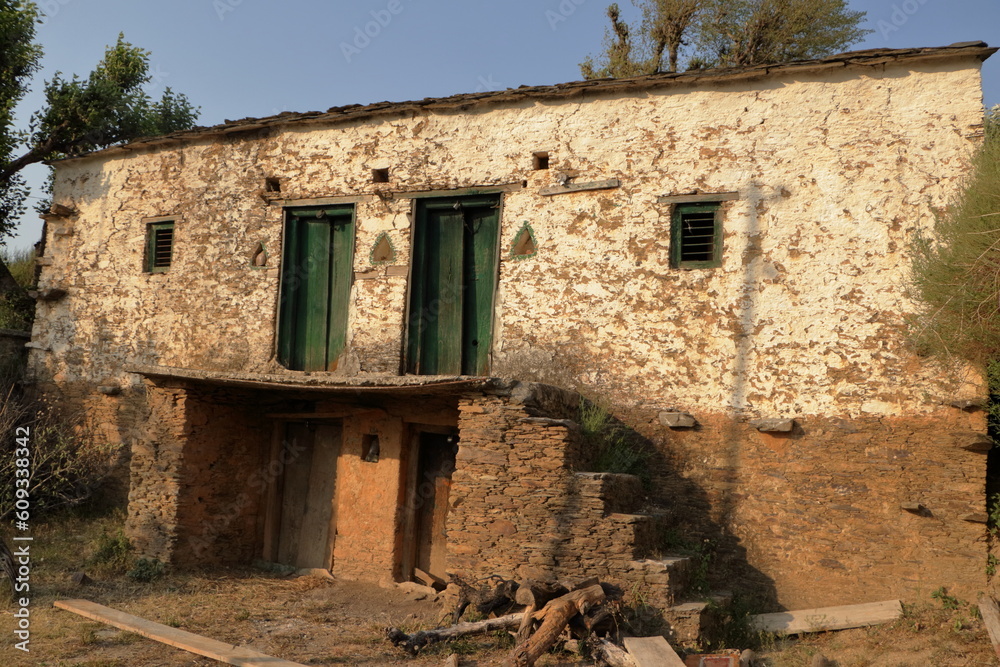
xmin=579 ymin=399 xmax=649 ymax=479
xmin=910 ymin=106 xmax=1000 ymax=367
xmin=127 ymin=558 xmax=164 ymax=582
xmin=0 ymin=246 xmax=35 ymax=331
xmin=89 ymin=529 xmax=133 ymax=574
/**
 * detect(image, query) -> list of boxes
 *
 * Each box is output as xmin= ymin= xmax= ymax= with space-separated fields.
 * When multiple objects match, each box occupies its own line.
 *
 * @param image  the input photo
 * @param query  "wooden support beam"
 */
xmin=622 ymin=636 xmax=686 ymax=667
xmin=751 ymin=600 xmax=902 ymax=635
xmin=977 ymin=596 xmax=1000 ymax=661
xmin=539 ymin=179 xmax=620 ymax=196
xmin=54 ymin=599 xmax=307 ymax=667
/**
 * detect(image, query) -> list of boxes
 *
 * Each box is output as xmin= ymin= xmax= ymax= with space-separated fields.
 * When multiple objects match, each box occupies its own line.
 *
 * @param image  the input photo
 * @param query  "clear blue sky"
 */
xmin=8 ymin=0 xmax=1000 ymax=249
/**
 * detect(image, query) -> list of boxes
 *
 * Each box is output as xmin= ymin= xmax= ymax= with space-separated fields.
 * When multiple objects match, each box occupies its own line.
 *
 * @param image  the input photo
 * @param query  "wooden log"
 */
xmin=54 ymin=599 xmax=306 ymax=667
xmin=388 ymin=611 xmax=528 ymax=654
xmin=751 ymin=600 xmax=902 ymax=635
xmin=415 ymin=567 xmax=447 ymax=591
xmin=622 ymin=636 xmax=686 ymax=667
xmin=515 ymin=580 xmax=569 ymax=607
xmin=475 ymin=577 xmax=519 ymax=616
xmin=977 ymin=596 xmax=1000 ymax=661
xmin=592 ymin=638 xmax=637 ymax=667
xmin=506 ymin=584 xmax=605 ymax=667
xmin=515 ymin=602 xmax=537 ymax=645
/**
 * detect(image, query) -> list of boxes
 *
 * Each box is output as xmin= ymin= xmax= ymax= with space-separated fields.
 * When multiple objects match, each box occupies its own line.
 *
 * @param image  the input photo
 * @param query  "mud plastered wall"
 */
xmin=31 ymin=58 xmax=986 ymax=416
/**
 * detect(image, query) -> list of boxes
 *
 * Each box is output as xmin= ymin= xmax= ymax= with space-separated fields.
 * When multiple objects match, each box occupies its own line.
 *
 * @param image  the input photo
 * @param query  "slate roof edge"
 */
xmin=51 ymin=42 xmax=996 ymax=165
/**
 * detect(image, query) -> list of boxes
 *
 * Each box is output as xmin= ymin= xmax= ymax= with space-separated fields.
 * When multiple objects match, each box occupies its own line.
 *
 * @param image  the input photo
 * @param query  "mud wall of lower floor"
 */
xmin=628 ymin=406 xmax=990 ymax=608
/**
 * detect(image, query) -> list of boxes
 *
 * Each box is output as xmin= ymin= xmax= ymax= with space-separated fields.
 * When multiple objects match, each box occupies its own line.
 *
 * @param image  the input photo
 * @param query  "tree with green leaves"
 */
xmin=0 ymin=1 xmax=198 ymax=242
xmin=580 ymin=0 xmax=871 ymax=79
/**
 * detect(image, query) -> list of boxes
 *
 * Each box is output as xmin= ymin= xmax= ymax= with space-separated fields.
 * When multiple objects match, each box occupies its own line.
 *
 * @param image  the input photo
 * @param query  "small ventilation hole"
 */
xmin=252 ymin=242 xmax=268 ymax=267
xmin=510 ymin=222 xmax=538 ymax=260
xmin=532 ymin=152 xmax=550 ymax=170
xmin=264 ymin=177 xmax=281 ymax=192
xmin=372 ymin=168 xmax=390 ymax=183
xmin=370 ymin=232 xmax=395 ymax=265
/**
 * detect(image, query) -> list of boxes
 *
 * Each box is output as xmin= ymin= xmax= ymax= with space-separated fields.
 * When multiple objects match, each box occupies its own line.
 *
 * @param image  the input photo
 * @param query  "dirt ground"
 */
xmin=2 ymin=511 xmax=999 ymax=666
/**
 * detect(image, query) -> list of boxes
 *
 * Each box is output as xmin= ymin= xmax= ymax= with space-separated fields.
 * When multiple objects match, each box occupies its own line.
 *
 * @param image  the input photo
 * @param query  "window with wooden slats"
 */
xmin=145 ymin=220 xmax=174 ymax=273
xmin=671 ymin=203 xmax=722 ymax=269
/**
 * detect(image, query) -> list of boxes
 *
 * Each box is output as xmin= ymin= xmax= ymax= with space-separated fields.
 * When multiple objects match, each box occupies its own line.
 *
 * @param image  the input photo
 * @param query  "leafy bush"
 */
xmin=89 ymin=529 xmax=133 ymax=574
xmin=910 ymin=106 xmax=1000 ymax=367
xmin=127 ymin=558 xmax=164 ymax=582
xmin=0 ymin=367 xmax=119 ymax=521
xmin=0 ymin=246 xmax=34 ymax=330
xmin=579 ymin=399 xmax=649 ymax=480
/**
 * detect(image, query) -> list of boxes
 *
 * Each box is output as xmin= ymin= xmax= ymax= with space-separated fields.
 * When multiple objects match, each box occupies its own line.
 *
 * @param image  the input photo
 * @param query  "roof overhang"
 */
xmin=129 ymin=365 xmax=495 ymax=396
xmin=53 ymin=42 xmax=997 ymax=165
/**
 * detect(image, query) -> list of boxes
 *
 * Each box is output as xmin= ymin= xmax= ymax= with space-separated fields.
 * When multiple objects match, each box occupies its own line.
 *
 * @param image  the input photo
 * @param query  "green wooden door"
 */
xmin=407 ymin=196 xmax=500 ymax=376
xmin=278 ymin=206 xmax=355 ymax=371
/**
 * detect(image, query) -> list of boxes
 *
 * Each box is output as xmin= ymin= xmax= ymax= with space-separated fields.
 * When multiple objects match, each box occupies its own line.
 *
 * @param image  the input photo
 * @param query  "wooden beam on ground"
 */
xmin=751 ymin=600 xmax=903 ymax=635
xmin=54 ymin=599 xmax=307 ymax=667
xmin=622 ymin=636 xmax=686 ymax=667
xmin=977 ymin=596 xmax=1000 ymax=661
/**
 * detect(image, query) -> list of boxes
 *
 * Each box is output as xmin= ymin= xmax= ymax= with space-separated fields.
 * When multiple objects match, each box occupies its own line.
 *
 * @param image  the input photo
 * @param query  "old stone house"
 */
xmin=26 ymin=43 xmax=997 ymax=611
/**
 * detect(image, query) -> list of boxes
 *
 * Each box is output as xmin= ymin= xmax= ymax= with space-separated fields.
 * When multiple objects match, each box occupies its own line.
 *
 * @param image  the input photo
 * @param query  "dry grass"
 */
xmin=4 ymin=509 xmax=999 ymax=666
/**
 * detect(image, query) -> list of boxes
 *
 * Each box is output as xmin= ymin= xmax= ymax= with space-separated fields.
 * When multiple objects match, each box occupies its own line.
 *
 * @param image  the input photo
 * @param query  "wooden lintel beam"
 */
xmin=539 ymin=179 xmax=620 ymax=196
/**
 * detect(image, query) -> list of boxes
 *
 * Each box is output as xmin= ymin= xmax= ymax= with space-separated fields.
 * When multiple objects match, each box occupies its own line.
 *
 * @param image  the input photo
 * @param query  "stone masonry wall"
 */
xmin=621 ymin=405 xmax=990 ymax=608
xmin=450 ymin=389 xmax=689 ymax=608
xmin=126 ymin=381 xmax=270 ymax=566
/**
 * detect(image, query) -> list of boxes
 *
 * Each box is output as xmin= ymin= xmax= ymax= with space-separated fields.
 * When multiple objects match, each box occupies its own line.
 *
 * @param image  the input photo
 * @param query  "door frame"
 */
xmin=261 ymin=418 xmax=342 ymax=570
xmin=275 ymin=204 xmax=356 ymax=371
xmin=398 ymin=424 xmax=458 ymax=582
xmin=401 ymin=194 xmax=503 ymax=376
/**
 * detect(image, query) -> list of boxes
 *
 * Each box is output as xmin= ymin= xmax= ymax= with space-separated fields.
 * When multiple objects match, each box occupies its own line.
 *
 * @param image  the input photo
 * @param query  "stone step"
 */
xmin=574 ymin=471 xmax=646 ymax=515
xmin=662 ymin=590 xmax=734 ymax=649
xmin=628 ymin=556 xmax=693 ymax=608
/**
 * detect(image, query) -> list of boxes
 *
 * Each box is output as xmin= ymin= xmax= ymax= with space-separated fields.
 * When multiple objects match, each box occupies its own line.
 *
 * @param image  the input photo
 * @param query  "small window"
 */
xmin=671 ymin=203 xmax=722 ymax=269
xmin=145 ymin=220 xmax=175 ymax=273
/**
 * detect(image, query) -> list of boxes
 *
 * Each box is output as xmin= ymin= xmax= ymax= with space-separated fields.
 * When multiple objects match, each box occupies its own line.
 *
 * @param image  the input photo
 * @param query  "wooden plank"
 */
xmin=276 ymin=212 xmax=300 ymax=369
xmin=461 ymin=201 xmax=499 ymax=376
xmin=656 ymin=191 xmax=740 ymax=204
xmin=751 ymin=600 xmax=903 ymax=635
xmin=977 ymin=596 xmax=1000 ymax=661
xmin=54 ymin=599 xmax=307 ymax=667
xmin=278 ymin=423 xmax=312 ymax=567
xmin=298 ymin=424 xmax=339 ymax=569
xmin=326 ymin=215 xmax=354 ymax=369
xmin=269 ymin=195 xmax=370 ymax=207
xmin=302 ymin=218 xmax=331 ymax=371
xmin=433 ymin=207 xmax=464 ymax=375
xmin=622 ymin=636 xmax=687 ymax=667
xmin=260 ymin=421 xmax=285 ymax=562
xmin=539 ymin=178 xmax=620 ymax=196
xmin=391 ymin=182 xmax=523 ymax=199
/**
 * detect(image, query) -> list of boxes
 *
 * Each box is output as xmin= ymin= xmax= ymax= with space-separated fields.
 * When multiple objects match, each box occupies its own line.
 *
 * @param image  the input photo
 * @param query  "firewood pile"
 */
xmin=386 ymin=574 xmax=632 ymax=666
